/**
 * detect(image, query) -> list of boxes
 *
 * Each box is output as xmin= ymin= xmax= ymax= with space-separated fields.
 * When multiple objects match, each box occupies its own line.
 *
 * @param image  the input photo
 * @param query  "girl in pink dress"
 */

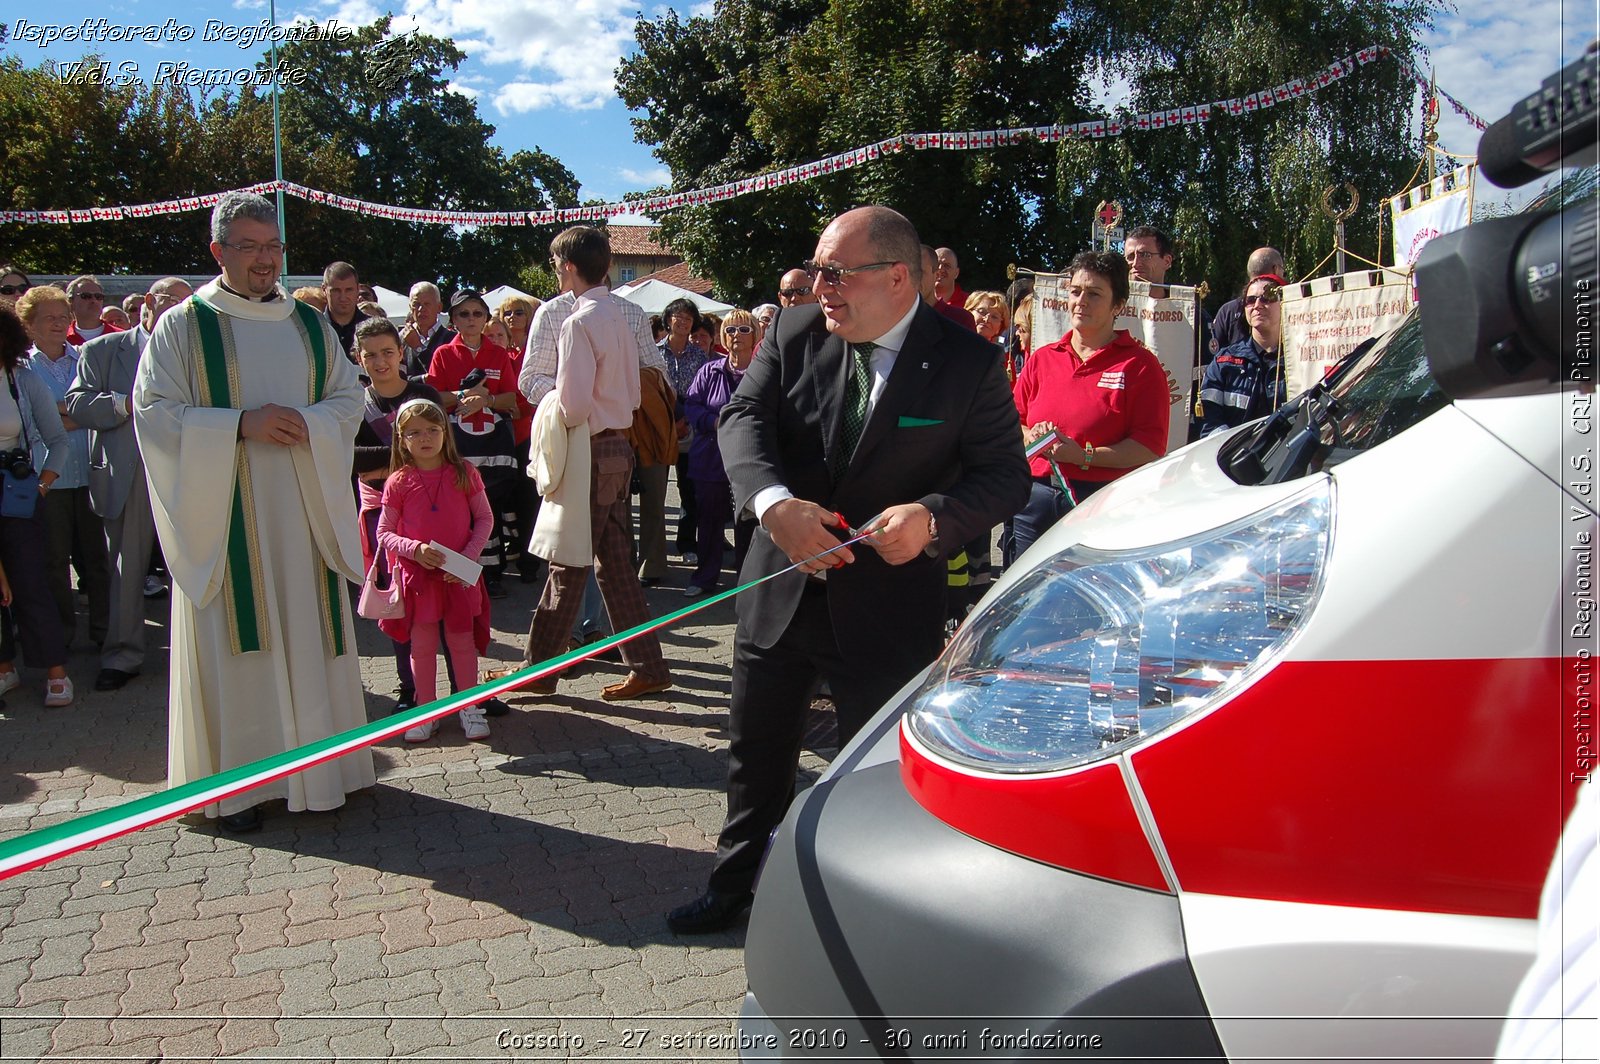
xmin=377 ymin=399 xmax=494 ymax=742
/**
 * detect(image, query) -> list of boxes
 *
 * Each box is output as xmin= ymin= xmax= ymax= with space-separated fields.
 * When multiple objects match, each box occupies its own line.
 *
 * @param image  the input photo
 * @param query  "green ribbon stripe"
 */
xmin=0 ymin=531 xmax=874 ymax=881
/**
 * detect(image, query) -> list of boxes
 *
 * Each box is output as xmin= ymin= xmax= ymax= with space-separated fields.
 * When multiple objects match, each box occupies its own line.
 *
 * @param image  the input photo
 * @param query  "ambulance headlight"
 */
xmin=906 ymin=483 xmax=1332 ymax=773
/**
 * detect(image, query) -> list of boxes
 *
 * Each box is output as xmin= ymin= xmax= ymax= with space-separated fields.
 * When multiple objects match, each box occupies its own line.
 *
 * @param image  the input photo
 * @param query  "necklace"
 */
xmin=418 ymin=464 xmax=447 ymax=512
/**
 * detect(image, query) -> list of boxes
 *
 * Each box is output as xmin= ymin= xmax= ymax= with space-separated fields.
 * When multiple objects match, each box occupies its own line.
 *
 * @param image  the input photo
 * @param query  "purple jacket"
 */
xmin=685 ymin=357 xmax=743 ymax=482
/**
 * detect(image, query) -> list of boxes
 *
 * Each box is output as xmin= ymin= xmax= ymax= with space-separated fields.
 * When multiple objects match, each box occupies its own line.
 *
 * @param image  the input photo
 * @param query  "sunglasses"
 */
xmin=724 ymin=324 xmax=754 ymax=335
xmin=453 ymin=308 xmax=488 ymax=319
xmin=779 ymin=288 xmax=809 ymax=299
xmin=1243 ymin=287 xmax=1283 ymax=307
xmin=802 ymin=260 xmax=897 ymax=287
xmin=0 ymin=284 xmax=28 ymax=296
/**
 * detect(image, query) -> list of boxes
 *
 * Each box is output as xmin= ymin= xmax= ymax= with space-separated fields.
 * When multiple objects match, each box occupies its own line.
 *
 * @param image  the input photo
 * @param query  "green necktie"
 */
xmin=834 ymin=341 xmax=877 ymax=482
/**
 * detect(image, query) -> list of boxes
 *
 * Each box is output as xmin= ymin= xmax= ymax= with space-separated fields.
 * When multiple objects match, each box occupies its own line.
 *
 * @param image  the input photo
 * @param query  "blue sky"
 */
xmin=4 ymin=0 xmax=1594 ymax=215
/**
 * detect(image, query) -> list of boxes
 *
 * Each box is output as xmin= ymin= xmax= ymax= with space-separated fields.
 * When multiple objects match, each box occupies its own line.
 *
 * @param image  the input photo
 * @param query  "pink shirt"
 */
xmin=556 ymin=290 xmax=641 ymax=435
xmin=376 ymin=462 xmax=493 ymax=634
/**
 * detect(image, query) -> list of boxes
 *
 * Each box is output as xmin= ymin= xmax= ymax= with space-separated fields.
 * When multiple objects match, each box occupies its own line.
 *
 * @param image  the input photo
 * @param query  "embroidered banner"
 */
xmin=1280 ymin=269 xmax=1413 ymax=399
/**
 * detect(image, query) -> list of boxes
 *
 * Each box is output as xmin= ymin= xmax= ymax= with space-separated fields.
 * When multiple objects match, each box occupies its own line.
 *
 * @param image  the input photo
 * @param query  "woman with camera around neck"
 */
xmin=0 ymin=304 xmax=73 ymax=707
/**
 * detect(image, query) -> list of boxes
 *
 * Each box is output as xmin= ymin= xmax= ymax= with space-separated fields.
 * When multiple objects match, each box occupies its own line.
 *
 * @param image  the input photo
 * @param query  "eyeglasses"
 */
xmin=75 ymin=292 xmax=106 ymax=302
xmin=802 ymin=260 xmax=898 ymax=287
xmin=453 ymin=308 xmax=487 ymax=319
xmin=1126 ymin=249 xmax=1168 ymax=260
xmin=503 ymin=308 xmax=528 ymax=317
xmin=402 ymin=427 xmax=445 ymax=440
xmin=724 ymin=324 xmax=754 ymax=335
xmin=1243 ymin=287 xmax=1283 ymax=307
xmin=0 ymin=284 xmax=29 ymax=296
xmin=220 ymin=241 xmax=287 ymax=256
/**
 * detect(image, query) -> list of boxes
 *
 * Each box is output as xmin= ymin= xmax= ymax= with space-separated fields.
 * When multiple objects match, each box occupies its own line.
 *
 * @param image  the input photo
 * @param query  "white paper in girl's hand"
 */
xmin=428 ymin=541 xmax=483 ymax=585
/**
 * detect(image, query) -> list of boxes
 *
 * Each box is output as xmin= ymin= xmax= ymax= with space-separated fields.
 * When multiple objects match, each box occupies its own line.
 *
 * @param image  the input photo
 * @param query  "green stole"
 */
xmin=187 ymin=295 xmax=348 ymax=658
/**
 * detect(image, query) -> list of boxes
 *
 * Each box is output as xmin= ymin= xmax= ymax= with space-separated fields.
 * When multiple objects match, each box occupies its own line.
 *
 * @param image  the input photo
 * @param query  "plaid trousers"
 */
xmin=522 ymin=430 xmax=668 ymax=682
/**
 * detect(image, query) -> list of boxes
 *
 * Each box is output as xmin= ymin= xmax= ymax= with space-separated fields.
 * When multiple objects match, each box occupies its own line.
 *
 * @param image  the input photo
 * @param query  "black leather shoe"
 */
xmin=94 ymin=668 xmax=138 ymax=691
xmin=219 ymin=807 xmax=262 ymax=834
xmin=666 ymin=889 xmax=754 ymax=934
xmin=481 ymin=697 xmax=510 ymax=718
xmin=486 ymin=578 xmax=508 ymax=599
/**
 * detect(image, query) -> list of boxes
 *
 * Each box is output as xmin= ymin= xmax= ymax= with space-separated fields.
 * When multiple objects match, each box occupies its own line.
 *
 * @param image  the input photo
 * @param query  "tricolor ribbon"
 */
xmin=0 ymin=527 xmax=881 ymax=882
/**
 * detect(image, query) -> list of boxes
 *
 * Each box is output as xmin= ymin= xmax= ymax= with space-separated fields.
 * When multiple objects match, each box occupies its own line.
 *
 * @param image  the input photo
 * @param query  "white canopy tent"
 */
xmin=370 ymin=285 xmax=410 ymax=322
xmin=614 ymin=279 xmax=735 ymax=316
xmin=481 ymin=284 xmax=539 ymax=311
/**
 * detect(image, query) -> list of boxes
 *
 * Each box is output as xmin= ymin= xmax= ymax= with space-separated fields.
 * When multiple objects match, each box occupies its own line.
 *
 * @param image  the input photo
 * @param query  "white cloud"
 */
xmin=446 ymin=81 xmax=480 ymax=99
xmin=618 ymin=166 xmax=671 ymax=186
xmin=310 ymin=0 xmax=646 ymax=113
xmin=1419 ymin=0 xmax=1591 ymax=156
xmin=233 ymin=0 xmax=269 ymax=10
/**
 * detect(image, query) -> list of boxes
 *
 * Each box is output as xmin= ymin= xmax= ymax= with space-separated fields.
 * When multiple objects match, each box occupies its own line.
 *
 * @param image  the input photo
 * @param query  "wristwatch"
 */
xmin=1081 ymin=441 xmax=1095 ymax=469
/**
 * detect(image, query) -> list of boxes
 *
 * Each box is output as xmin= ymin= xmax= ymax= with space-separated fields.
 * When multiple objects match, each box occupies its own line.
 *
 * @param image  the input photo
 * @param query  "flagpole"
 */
xmin=269 ymin=0 xmax=288 ymax=280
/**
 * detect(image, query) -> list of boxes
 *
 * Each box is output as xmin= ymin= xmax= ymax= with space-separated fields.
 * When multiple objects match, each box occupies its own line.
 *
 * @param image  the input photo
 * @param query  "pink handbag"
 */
xmin=357 ymin=557 xmax=404 ymax=620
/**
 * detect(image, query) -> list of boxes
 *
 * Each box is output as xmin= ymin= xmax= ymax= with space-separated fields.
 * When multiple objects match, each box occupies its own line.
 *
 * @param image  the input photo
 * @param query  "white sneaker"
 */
xmin=460 ymin=707 xmax=490 ymax=740
xmin=44 ymin=676 xmax=74 ymax=708
xmin=403 ymin=718 xmax=438 ymax=743
xmin=0 ymin=671 xmax=19 ymax=698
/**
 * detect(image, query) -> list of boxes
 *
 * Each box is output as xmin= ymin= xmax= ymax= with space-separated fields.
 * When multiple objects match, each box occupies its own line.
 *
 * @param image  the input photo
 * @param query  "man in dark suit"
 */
xmin=667 ymin=206 xmax=1030 ymax=934
xmin=66 ymin=276 xmax=192 ymax=691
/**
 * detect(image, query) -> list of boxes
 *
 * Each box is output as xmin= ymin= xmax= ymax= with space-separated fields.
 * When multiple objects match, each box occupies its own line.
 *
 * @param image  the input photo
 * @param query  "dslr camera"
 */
xmin=0 ymin=447 xmax=35 ymax=481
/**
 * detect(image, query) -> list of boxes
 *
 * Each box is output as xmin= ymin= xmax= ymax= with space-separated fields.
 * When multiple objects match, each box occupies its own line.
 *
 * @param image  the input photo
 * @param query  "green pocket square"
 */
xmin=897 ymin=416 xmax=944 ymax=427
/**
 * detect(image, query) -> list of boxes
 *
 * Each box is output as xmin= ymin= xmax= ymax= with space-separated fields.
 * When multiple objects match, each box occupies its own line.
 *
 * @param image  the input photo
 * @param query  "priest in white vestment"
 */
xmin=133 ymin=191 xmax=374 ymax=832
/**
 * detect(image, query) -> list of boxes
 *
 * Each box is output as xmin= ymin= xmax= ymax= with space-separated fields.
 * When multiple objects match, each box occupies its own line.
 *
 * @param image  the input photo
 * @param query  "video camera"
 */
xmin=1415 ymin=45 xmax=1598 ymax=399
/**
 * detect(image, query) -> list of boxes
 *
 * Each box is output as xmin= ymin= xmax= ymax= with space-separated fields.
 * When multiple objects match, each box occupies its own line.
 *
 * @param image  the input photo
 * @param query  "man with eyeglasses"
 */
xmin=1123 ymin=225 xmax=1176 ymax=297
xmin=134 ymin=190 xmax=374 ymax=834
xmin=776 ymin=268 xmax=816 ymax=308
xmin=667 ymin=206 xmax=1030 ymax=934
xmin=933 ymin=246 xmax=970 ymax=316
xmin=67 ymin=276 xmax=193 ymax=692
xmin=65 ymin=276 xmax=122 ymax=346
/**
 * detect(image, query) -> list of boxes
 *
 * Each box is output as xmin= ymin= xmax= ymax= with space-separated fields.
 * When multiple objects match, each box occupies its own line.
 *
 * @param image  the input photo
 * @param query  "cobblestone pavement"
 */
xmin=0 ymin=532 xmax=839 ymax=1061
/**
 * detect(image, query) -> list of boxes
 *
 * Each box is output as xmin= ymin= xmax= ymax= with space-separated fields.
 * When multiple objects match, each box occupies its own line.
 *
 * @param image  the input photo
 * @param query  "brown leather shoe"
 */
xmin=483 ymin=664 xmax=557 ymax=696
xmin=600 ymin=673 xmax=673 ymax=701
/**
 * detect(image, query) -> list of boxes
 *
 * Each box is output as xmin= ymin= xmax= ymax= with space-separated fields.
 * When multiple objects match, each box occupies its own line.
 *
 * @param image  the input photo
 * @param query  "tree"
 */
xmin=259 ymin=18 xmax=580 ymax=289
xmin=1062 ymin=0 xmax=1435 ymax=299
xmin=618 ymin=0 xmax=1441 ymax=308
xmin=0 ymin=22 xmax=583 ymax=289
xmin=619 ymin=0 xmax=1087 ymax=306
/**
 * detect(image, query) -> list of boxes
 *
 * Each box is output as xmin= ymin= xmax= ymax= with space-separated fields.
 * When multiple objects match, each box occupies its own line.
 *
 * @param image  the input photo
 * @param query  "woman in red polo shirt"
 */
xmin=1010 ymin=250 xmax=1168 ymax=561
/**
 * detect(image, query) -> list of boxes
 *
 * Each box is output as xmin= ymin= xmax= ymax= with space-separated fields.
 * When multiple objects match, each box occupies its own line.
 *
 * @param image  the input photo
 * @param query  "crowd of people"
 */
xmin=0 ymin=195 xmax=1295 ymax=924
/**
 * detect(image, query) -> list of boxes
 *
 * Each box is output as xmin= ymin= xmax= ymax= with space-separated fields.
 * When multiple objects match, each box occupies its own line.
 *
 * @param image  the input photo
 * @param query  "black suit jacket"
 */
xmin=719 ymin=300 xmax=1029 ymax=655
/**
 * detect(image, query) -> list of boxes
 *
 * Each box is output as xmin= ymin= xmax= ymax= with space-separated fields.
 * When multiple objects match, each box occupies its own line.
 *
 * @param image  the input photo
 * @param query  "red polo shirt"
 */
xmin=1013 ymin=329 xmax=1170 ymax=482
